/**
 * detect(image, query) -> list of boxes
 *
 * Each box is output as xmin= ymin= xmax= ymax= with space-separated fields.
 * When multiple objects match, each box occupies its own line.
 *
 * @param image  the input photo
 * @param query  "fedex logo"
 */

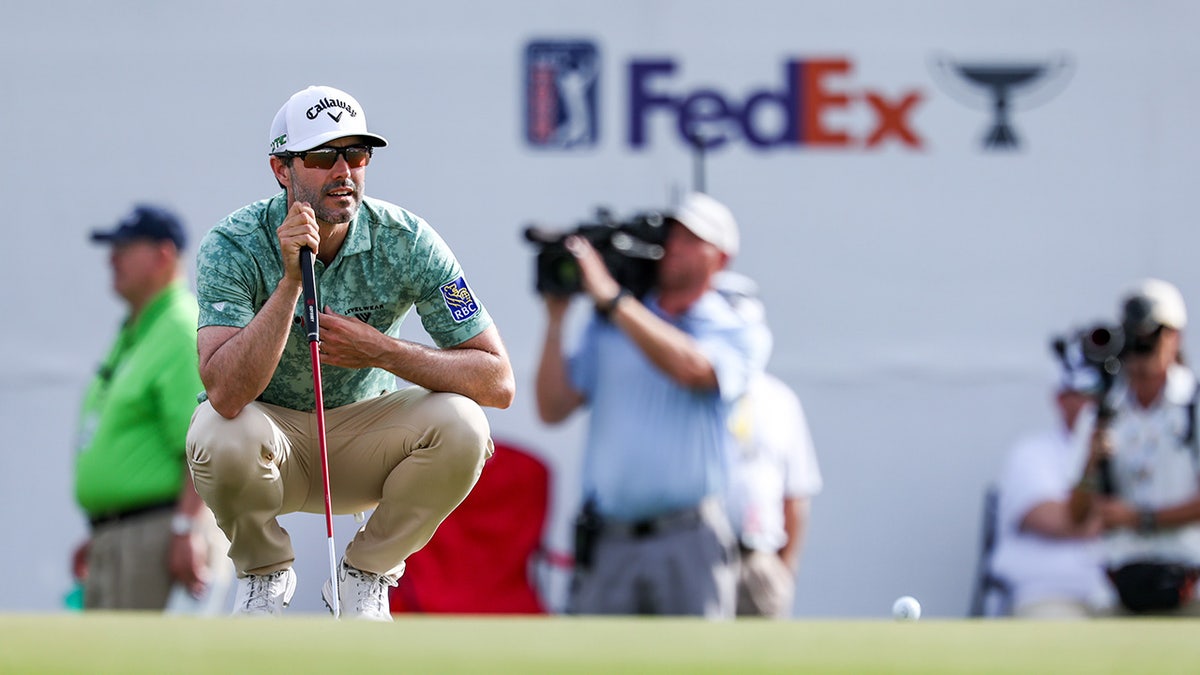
xmin=628 ymin=58 xmax=924 ymax=150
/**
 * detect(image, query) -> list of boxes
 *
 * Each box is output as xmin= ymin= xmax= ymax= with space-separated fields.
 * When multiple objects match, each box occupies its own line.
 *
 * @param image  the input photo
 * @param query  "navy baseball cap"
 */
xmin=91 ymin=204 xmax=187 ymax=250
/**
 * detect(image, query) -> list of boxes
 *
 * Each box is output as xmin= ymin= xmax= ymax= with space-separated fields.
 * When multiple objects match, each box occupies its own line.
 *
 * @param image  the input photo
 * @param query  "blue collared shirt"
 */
xmin=568 ymin=289 xmax=772 ymax=521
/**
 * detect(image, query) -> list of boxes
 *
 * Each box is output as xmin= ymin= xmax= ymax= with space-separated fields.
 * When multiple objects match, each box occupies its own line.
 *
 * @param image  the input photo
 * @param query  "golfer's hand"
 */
xmin=317 ymin=307 xmax=386 ymax=369
xmin=277 ymin=201 xmax=320 ymax=284
xmin=564 ymin=236 xmax=620 ymax=306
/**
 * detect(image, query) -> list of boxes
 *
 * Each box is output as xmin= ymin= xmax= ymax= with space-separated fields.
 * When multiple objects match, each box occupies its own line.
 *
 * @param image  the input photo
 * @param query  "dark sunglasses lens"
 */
xmin=1131 ymin=339 xmax=1157 ymax=354
xmin=301 ymin=150 xmax=338 ymax=170
xmin=344 ymin=148 xmax=370 ymax=167
xmin=301 ymin=148 xmax=370 ymax=169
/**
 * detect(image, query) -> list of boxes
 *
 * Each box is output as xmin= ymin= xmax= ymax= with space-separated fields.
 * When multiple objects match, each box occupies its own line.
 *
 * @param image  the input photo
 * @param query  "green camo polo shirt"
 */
xmin=195 ymin=193 xmax=493 ymax=411
xmin=75 ymin=281 xmax=203 ymax=518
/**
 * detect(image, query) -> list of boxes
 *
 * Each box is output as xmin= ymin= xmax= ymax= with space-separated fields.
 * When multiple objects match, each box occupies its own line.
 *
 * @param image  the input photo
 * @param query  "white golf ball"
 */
xmin=892 ymin=595 xmax=921 ymax=621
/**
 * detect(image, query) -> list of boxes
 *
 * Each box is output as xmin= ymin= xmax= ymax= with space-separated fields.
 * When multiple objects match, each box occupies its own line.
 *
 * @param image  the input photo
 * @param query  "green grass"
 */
xmin=2 ymin=614 xmax=1198 ymax=674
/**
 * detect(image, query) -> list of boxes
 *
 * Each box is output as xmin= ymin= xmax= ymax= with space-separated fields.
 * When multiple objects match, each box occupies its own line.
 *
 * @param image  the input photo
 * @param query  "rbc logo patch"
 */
xmin=440 ymin=277 xmax=481 ymax=323
xmin=524 ymin=40 xmax=600 ymax=149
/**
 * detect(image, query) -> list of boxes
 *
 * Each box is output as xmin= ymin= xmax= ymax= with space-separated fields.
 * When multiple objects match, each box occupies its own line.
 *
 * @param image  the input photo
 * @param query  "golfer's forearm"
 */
xmin=379 ymin=330 xmax=515 ymax=409
xmin=201 ymin=280 xmax=302 ymax=417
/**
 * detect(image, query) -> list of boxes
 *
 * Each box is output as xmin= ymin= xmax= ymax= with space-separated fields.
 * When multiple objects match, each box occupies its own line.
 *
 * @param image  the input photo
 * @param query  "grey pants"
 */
xmin=186 ymin=388 xmax=493 ymax=579
xmin=569 ymin=499 xmax=738 ymax=618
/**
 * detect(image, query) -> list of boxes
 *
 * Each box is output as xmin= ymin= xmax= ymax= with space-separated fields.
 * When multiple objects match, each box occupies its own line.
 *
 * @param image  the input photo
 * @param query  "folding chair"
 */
xmin=968 ymin=483 xmax=1013 ymax=617
xmin=390 ymin=440 xmax=551 ymax=614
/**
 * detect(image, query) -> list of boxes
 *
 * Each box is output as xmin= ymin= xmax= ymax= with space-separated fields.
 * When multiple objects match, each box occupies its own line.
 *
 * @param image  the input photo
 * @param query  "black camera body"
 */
xmin=523 ymin=208 xmax=667 ymax=298
xmin=1056 ymin=297 xmax=1170 ymax=499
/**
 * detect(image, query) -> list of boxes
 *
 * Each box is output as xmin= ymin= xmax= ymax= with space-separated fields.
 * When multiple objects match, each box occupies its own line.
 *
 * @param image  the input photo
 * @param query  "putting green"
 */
xmin=2 ymin=614 xmax=1197 ymax=673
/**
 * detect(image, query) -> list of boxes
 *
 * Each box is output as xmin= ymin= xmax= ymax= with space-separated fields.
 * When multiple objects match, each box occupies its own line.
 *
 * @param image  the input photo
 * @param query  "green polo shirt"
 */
xmin=195 ymin=193 xmax=493 ymax=411
xmin=74 ymin=281 xmax=203 ymax=518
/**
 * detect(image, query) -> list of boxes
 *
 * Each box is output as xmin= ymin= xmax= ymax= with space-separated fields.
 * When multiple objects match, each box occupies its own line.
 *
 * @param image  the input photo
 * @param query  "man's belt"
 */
xmin=88 ymin=500 xmax=177 ymax=529
xmin=603 ymin=503 xmax=706 ymax=539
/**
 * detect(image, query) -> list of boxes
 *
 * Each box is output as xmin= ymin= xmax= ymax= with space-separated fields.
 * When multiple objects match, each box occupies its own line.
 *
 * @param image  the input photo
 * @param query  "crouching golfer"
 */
xmin=187 ymin=85 xmax=514 ymax=620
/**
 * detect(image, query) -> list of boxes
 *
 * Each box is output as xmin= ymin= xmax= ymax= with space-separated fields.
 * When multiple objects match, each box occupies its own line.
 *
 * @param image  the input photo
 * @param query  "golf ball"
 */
xmin=892 ymin=595 xmax=921 ymax=621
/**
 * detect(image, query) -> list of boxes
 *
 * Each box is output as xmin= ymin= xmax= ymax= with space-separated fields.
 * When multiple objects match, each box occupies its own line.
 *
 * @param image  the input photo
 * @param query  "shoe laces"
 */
xmin=345 ymin=566 xmax=398 ymax=615
xmin=241 ymin=570 xmax=288 ymax=614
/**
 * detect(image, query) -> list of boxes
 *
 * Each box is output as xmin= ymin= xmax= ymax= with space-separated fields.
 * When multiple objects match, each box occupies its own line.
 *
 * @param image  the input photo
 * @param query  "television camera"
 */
xmin=522 ymin=207 xmax=667 ymax=298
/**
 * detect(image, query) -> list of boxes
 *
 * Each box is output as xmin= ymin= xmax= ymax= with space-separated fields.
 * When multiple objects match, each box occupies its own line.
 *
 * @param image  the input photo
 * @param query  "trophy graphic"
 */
xmin=932 ymin=55 xmax=1073 ymax=150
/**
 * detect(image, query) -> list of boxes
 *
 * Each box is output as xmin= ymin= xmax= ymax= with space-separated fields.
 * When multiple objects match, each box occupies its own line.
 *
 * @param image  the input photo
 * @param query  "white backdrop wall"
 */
xmin=5 ymin=0 xmax=1200 ymax=618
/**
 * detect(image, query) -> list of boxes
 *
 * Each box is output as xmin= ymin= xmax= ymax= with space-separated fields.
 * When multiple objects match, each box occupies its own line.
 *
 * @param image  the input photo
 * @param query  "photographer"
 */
xmin=989 ymin=331 xmax=1111 ymax=618
xmin=534 ymin=192 xmax=770 ymax=618
xmin=1071 ymin=279 xmax=1200 ymax=615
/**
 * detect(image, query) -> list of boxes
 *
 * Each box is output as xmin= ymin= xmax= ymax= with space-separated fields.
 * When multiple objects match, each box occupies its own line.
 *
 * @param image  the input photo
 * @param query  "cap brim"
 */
xmin=285 ymin=131 xmax=389 ymax=153
xmin=90 ymin=230 xmax=124 ymax=244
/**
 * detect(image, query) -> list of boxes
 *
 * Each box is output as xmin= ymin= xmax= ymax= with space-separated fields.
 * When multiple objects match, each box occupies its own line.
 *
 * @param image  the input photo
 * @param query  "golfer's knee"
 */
xmin=187 ymin=401 xmax=275 ymax=485
xmin=428 ymin=393 xmax=494 ymax=471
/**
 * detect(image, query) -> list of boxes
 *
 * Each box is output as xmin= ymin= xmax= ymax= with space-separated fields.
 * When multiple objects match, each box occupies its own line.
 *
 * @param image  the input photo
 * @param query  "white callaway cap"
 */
xmin=1123 ymin=278 xmax=1187 ymax=330
xmin=269 ymin=85 xmax=388 ymax=155
xmin=671 ymin=192 xmax=739 ymax=257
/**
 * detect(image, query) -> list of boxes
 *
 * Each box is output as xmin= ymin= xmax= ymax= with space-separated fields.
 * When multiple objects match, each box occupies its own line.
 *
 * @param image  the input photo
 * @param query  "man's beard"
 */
xmin=292 ymin=177 xmax=363 ymax=225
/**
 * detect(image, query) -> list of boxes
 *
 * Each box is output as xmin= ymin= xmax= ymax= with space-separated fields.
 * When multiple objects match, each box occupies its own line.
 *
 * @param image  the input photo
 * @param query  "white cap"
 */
xmin=268 ymin=85 xmax=388 ymax=154
xmin=1122 ymin=278 xmax=1187 ymax=330
xmin=671 ymin=192 xmax=739 ymax=257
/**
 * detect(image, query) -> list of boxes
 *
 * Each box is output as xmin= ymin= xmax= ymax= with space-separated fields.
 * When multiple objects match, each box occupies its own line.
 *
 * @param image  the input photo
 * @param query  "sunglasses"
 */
xmin=280 ymin=145 xmax=373 ymax=170
xmin=1123 ymin=325 xmax=1164 ymax=357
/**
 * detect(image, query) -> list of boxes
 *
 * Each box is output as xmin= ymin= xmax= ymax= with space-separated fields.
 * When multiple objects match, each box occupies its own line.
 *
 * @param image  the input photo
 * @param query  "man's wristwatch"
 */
xmin=596 ymin=288 xmax=631 ymax=319
xmin=170 ymin=513 xmax=195 ymax=537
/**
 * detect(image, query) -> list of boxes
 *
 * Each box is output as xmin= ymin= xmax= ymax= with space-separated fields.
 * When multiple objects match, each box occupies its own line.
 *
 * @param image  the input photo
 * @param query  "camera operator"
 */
xmin=1071 ymin=279 xmax=1200 ymax=615
xmin=534 ymin=192 xmax=770 ymax=618
xmin=989 ymin=332 xmax=1111 ymax=618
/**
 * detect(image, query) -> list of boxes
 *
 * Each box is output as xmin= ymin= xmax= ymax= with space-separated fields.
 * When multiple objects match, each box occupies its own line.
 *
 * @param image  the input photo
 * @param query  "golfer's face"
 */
xmin=285 ymin=136 xmax=368 ymax=226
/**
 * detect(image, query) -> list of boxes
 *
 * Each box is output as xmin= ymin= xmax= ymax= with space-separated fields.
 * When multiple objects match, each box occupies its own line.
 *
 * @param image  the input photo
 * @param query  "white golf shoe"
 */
xmin=232 ymin=568 xmax=296 ymax=617
xmin=322 ymin=558 xmax=399 ymax=621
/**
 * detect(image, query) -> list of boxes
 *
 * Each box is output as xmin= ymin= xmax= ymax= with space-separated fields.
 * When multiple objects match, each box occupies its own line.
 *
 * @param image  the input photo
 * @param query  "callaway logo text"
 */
xmin=307 ymin=97 xmax=358 ymax=121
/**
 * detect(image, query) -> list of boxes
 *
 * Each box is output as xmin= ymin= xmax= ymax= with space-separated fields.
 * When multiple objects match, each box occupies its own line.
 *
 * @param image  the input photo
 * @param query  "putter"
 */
xmin=300 ymin=246 xmax=340 ymax=618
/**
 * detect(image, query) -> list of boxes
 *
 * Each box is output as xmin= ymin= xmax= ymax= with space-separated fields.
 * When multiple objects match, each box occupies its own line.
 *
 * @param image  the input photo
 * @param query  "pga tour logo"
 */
xmin=524 ymin=40 xmax=600 ymax=149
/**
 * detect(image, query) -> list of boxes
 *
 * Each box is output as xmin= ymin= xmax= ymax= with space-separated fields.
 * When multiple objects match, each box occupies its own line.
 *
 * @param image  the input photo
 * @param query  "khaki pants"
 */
xmin=86 ymin=507 xmax=229 ymax=611
xmin=186 ymin=388 xmax=492 ymax=579
xmin=736 ymin=549 xmax=796 ymax=618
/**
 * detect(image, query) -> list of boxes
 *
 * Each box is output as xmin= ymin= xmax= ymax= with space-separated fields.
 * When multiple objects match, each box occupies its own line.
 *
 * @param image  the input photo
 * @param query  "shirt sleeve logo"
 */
xmin=440 ymin=277 xmax=481 ymax=323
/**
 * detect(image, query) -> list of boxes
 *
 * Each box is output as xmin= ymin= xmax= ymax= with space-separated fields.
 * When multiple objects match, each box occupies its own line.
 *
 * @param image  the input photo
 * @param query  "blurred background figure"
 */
xmin=988 ymin=330 xmax=1112 ymax=618
xmin=1071 ymin=278 xmax=1200 ymax=616
xmin=716 ymin=271 xmax=822 ymax=618
xmin=535 ymin=192 xmax=770 ymax=618
xmin=72 ymin=204 xmax=232 ymax=613
xmin=727 ymin=371 xmax=823 ymax=618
